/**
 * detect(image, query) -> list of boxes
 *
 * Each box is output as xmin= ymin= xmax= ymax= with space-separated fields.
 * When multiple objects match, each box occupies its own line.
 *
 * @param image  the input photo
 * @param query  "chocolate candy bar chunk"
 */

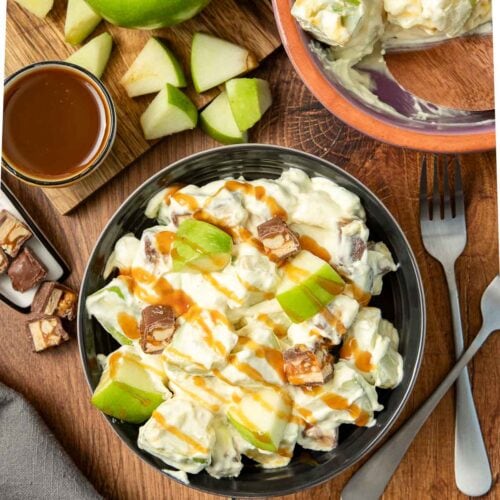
xmin=27 ymin=315 xmax=70 ymax=352
xmin=0 ymin=209 xmax=32 ymax=257
xmin=140 ymin=305 xmax=176 ymax=354
xmin=32 ymin=282 xmax=78 ymax=320
xmin=257 ymin=217 xmax=301 ymax=260
xmin=284 ymin=344 xmax=334 ymax=386
xmin=0 ymin=248 xmax=8 ymax=274
xmin=8 ymin=247 xmax=47 ymax=292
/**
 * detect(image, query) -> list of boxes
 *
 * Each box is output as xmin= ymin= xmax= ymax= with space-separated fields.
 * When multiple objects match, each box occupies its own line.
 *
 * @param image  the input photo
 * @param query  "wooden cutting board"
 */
xmin=4 ymin=0 xmax=281 ymax=214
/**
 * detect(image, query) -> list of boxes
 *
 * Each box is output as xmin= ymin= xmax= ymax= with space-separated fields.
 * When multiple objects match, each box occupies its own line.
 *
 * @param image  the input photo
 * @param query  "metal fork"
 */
xmin=419 ymin=156 xmax=491 ymax=496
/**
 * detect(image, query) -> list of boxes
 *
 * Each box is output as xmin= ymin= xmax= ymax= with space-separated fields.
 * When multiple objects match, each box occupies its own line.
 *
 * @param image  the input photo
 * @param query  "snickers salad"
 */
xmin=86 ymin=168 xmax=403 ymax=480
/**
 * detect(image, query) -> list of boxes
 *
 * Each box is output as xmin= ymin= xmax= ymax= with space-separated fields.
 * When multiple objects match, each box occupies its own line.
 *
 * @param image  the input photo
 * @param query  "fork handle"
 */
xmin=444 ymin=266 xmax=492 ymax=497
xmin=340 ymin=324 xmax=493 ymax=500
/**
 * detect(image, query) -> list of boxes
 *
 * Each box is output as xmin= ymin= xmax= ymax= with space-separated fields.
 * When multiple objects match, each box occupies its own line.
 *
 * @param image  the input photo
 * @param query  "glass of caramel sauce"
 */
xmin=2 ymin=61 xmax=116 ymax=187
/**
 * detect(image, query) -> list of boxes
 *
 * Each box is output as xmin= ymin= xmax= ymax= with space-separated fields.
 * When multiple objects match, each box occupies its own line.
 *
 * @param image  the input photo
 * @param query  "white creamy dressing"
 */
xmin=292 ymin=0 xmax=492 ymax=119
xmin=89 ymin=169 xmax=404 ymax=479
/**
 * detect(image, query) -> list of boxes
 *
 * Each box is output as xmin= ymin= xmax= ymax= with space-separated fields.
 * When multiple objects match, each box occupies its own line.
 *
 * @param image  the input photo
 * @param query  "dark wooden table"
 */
xmin=1 ymin=49 xmax=499 ymax=500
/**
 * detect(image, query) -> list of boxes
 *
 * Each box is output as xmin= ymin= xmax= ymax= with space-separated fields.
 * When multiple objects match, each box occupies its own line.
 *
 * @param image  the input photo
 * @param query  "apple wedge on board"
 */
xmin=191 ymin=32 xmax=258 ymax=93
xmin=140 ymin=84 xmax=198 ymax=140
xmin=200 ymin=91 xmax=249 ymax=144
xmin=65 ymin=0 xmax=102 ymax=46
xmin=121 ymin=38 xmax=186 ymax=98
xmin=14 ymin=0 xmax=53 ymax=18
xmin=66 ymin=32 xmax=113 ymax=78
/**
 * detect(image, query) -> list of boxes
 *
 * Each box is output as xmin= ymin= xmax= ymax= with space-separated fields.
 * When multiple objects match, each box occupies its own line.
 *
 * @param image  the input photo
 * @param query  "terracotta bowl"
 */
xmin=272 ymin=1 xmax=495 ymax=153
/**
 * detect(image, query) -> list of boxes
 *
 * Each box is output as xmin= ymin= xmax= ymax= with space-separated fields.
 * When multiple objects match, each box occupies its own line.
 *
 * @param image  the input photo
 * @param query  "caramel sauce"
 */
xmin=322 ymin=308 xmax=348 ymax=336
xmin=163 ymin=185 xmax=184 ymax=204
xmin=3 ymin=65 xmax=111 ymax=181
xmin=235 ymin=336 xmax=285 ymax=382
xmin=203 ymin=274 xmax=243 ymax=305
xmin=171 ymin=192 xmax=199 ymax=211
xmin=227 ymin=357 xmax=274 ymax=387
xmin=320 ymin=392 xmax=370 ymax=427
xmin=108 ymin=350 xmax=164 ymax=380
xmin=297 ymin=407 xmax=316 ymax=424
xmin=344 ymin=283 xmax=372 ymax=306
xmin=282 ymin=264 xmax=311 ymax=283
xmin=247 ymin=390 xmax=290 ymax=421
xmin=152 ymin=411 xmax=209 ymax=454
xmin=340 ymin=338 xmax=374 ymax=372
xmin=299 ymin=235 xmax=332 ymax=262
xmin=229 ymin=408 xmax=272 ymax=443
xmin=183 ymin=306 xmax=228 ymax=356
xmin=237 ymin=276 xmax=275 ymax=300
xmin=155 ymin=231 xmax=175 ymax=254
xmin=124 ymin=267 xmax=193 ymax=316
xmin=193 ymin=376 xmax=228 ymax=403
xmin=166 ymin=346 xmax=206 ymax=370
xmin=257 ymin=314 xmax=288 ymax=338
xmin=223 ymin=180 xmax=287 ymax=219
xmin=116 ymin=312 xmax=140 ymax=340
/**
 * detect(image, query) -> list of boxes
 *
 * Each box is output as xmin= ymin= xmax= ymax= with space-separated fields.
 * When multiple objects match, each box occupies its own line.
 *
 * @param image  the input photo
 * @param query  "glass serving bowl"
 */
xmin=78 ymin=145 xmax=425 ymax=497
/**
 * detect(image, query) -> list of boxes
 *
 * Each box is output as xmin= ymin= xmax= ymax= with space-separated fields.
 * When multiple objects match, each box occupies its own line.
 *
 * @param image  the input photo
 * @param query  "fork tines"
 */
xmin=420 ymin=156 xmax=465 ymax=222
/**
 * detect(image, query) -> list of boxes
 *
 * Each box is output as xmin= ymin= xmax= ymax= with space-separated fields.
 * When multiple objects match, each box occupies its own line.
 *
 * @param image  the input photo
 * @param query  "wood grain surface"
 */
xmin=385 ymin=35 xmax=494 ymax=111
xmin=4 ymin=0 xmax=281 ymax=214
xmin=1 ymin=49 xmax=499 ymax=500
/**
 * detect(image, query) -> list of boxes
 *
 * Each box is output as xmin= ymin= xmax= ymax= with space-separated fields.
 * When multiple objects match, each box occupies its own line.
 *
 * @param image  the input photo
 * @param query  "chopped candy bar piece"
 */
xmin=8 ymin=247 xmax=47 ymax=292
xmin=171 ymin=212 xmax=192 ymax=227
xmin=257 ymin=217 xmax=301 ymax=260
xmin=140 ymin=305 xmax=176 ymax=354
xmin=0 ymin=248 xmax=8 ymax=274
xmin=302 ymin=424 xmax=339 ymax=451
xmin=283 ymin=344 xmax=333 ymax=386
xmin=0 ymin=209 xmax=32 ymax=257
xmin=27 ymin=315 xmax=70 ymax=352
xmin=32 ymin=281 xmax=78 ymax=320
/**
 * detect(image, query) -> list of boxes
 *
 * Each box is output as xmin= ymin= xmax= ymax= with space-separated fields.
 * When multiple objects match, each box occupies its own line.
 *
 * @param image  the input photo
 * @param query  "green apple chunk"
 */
xmin=85 ymin=0 xmax=211 ymax=29
xmin=191 ymin=33 xmax=258 ymax=93
xmin=172 ymin=219 xmax=233 ymax=273
xmin=277 ymin=250 xmax=345 ymax=323
xmin=200 ymin=91 xmax=248 ymax=145
xmin=65 ymin=0 xmax=102 ymax=45
xmin=91 ymin=346 xmax=169 ymax=424
xmin=14 ymin=0 xmax=53 ymax=18
xmin=228 ymin=388 xmax=291 ymax=452
xmin=140 ymin=84 xmax=197 ymax=140
xmin=121 ymin=38 xmax=186 ymax=97
xmin=66 ymin=32 xmax=113 ymax=78
xmin=226 ymin=78 xmax=272 ymax=131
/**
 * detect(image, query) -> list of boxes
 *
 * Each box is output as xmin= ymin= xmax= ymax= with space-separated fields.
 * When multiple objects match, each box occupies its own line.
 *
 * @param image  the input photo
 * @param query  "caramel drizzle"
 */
xmin=203 ymin=274 xmax=244 ymax=305
xmin=155 ymin=231 xmax=175 ymax=254
xmin=257 ymin=314 xmax=288 ymax=338
xmin=344 ymin=283 xmax=372 ymax=307
xmin=152 ymin=411 xmax=209 ymax=454
xmin=237 ymin=276 xmax=274 ymax=300
xmin=299 ymin=235 xmax=332 ymax=262
xmin=108 ymin=350 xmax=164 ymax=380
xmin=121 ymin=267 xmax=193 ymax=317
xmin=340 ymin=338 xmax=374 ymax=373
xmin=235 ymin=336 xmax=285 ymax=382
xmin=116 ymin=312 xmax=140 ymax=340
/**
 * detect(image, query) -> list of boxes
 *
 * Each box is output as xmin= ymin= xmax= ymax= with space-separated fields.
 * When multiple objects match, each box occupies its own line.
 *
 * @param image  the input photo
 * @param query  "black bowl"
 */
xmin=78 ymin=144 xmax=425 ymax=497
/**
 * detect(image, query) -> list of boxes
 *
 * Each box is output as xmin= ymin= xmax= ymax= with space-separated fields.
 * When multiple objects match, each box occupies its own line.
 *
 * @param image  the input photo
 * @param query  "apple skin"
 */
xmin=227 ymin=413 xmax=277 ymax=452
xmin=84 ymin=0 xmax=212 ymax=29
xmin=91 ymin=380 xmax=165 ymax=424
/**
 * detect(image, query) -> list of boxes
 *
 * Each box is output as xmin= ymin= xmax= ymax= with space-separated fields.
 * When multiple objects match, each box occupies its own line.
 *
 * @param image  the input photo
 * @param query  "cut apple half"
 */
xmin=65 ymin=0 xmax=102 ymax=45
xmin=91 ymin=346 xmax=169 ymax=424
xmin=227 ymin=388 xmax=291 ymax=452
xmin=66 ymin=32 xmax=113 ymax=79
xmin=14 ymin=0 xmax=53 ymax=18
xmin=121 ymin=38 xmax=186 ymax=98
xmin=191 ymin=32 xmax=258 ymax=93
xmin=277 ymin=250 xmax=345 ymax=323
xmin=200 ymin=91 xmax=248 ymax=144
xmin=172 ymin=219 xmax=233 ymax=273
xmin=226 ymin=78 xmax=272 ymax=131
xmin=140 ymin=84 xmax=197 ymax=140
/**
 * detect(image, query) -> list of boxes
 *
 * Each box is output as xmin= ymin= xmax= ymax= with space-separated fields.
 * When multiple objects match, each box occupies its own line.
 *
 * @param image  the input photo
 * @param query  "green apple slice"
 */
xmin=191 ymin=33 xmax=258 ymax=93
xmin=140 ymin=84 xmax=197 ymax=140
xmin=91 ymin=346 xmax=169 ymax=424
xmin=227 ymin=388 xmax=291 ymax=452
xmin=225 ymin=78 xmax=272 ymax=131
xmin=65 ymin=0 xmax=102 ymax=45
xmin=66 ymin=32 xmax=113 ymax=78
xmin=200 ymin=91 xmax=248 ymax=145
xmin=14 ymin=0 xmax=53 ymax=18
xmin=121 ymin=38 xmax=186 ymax=98
xmin=172 ymin=219 xmax=233 ymax=273
xmin=277 ymin=250 xmax=345 ymax=323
